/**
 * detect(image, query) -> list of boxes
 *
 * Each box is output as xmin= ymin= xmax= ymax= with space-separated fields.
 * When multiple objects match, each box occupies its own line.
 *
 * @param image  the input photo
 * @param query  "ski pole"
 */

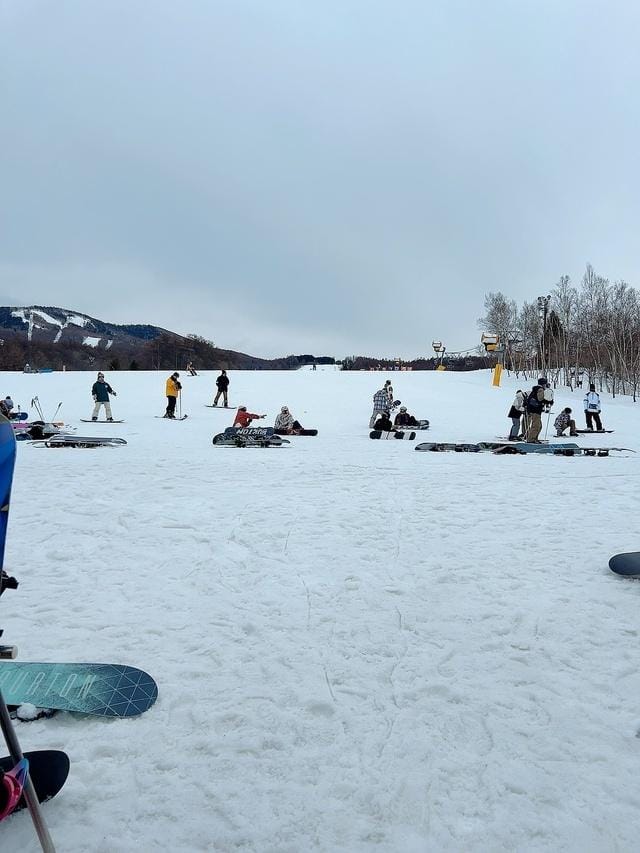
xmin=543 ymin=409 xmax=551 ymax=440
xmin=178 ymin=391 xmax=182 ymax=419
xmin=0 ymin=688 xmax=56 ymax=852
xmin=51 ymin=403 xmax=62 ymax=423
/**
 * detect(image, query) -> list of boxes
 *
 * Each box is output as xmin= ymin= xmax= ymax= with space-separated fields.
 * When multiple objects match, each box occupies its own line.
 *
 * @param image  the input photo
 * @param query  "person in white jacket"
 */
xmin=583 ymin=384 xmax=603 ymax=431
xmin=507 ymin=389 xmax=527 ymax=440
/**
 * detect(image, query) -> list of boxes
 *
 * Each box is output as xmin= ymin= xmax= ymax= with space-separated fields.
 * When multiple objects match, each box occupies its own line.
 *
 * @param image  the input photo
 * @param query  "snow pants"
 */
xmin=166 ymin=395 xmax=177 ymax=417
xmin=585 ymin=411 xmax=603 ymax=431
xmin=214 ymin=389 xmax=228 ymax=406
xmin=509 ymin=416 xmax=522 ymax=439
xmin=92 ymin=401 xmax=113 ymax=420
xmin=526 ymin=412 xmax=542 ymax=442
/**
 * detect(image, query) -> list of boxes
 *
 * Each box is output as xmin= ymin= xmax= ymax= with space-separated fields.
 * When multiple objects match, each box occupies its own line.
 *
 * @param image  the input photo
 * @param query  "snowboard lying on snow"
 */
xmin=31 ymin=435 xmax=127 ymax=449
xmin=0 ymin=662 xmax=158 ymax=717
xmin=370 ymin=430 xmax=416 ymax=440
xmin=0 ymin=751 xmax=70 ymax=815
xmin=274 ymin=429 xmax=318 ymax=436
xmin=575 ymin=429 xmax=614 ymax=434
xmin=80 ymin=419 xmax=125 ymax=423
xmin=415 ymin=441 xmax=632 ymax=456
xmin=609 ymin=553 xmax=640 ymax=578
xmin=213 ymin=427 xmax=289 ymax=447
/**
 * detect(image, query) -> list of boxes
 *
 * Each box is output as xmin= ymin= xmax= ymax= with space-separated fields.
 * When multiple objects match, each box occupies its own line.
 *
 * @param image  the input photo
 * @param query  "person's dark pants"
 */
xmin=166 ymin=395 xmax=177 ymax=417
xmin=585 ymin=411 xmax=603 ymax=430
xmin=509 ymin=416 xmax=521 ymax=439
xmin=214 ymin=389 xmax=228 ymax=406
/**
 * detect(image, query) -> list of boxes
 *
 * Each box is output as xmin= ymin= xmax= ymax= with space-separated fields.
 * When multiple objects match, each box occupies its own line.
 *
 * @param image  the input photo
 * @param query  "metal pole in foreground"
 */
xmin=0 ymin=687 xmax=56 ymax=852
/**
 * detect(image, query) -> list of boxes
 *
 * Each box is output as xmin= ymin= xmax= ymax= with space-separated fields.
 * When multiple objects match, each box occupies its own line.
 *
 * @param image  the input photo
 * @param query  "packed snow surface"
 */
xmin=1 ymin=367 xmax=640 ymax=852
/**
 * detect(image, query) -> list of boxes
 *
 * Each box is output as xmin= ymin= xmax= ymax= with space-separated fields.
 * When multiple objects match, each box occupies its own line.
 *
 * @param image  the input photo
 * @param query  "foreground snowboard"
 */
xmin=32 ymin=436 xmax=127 ymax=449
xmin=609 ymin=553 xmax=640 ymax=578
xmin=0 ymin=751 xmax=70 ymax=815
xmin=0 ymin=416 xmax=16 ymax=573
xmin=274 ymin=429 xmax=318 ymax=436
xmin=370 ymin=430 xmax=416 ymax=440
xmin=0 ymin=663 xmax=158 ymax=717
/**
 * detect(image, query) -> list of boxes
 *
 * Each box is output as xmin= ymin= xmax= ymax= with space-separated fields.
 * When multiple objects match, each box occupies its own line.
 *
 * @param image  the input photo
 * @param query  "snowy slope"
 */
xmin=1 ymin=367 xmax=639 ymax=852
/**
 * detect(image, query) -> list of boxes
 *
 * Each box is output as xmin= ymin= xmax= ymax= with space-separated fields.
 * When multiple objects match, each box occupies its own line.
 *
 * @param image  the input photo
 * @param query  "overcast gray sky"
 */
xmin=2 ymin=1 xmax=639 ymax=359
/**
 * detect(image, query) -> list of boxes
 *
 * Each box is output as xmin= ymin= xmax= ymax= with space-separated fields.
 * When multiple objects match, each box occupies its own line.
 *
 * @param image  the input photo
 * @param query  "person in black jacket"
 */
xmin=373 ymin=411 xmax=393 ymax=432
xmin=393 ymin=406 xmax=418 ymax=428
xmin=525 ymin=377 xmax=553 ymax=442
xmin=213 ymin=370 xmax=229 ymax=407
xmin=91 ymin=372 xmax=117 ymax=421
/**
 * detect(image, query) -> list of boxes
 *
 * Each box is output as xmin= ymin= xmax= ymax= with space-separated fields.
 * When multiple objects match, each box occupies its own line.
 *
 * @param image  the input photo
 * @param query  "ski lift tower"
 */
xmin=432 ymin=341 xmax=446 ymax=370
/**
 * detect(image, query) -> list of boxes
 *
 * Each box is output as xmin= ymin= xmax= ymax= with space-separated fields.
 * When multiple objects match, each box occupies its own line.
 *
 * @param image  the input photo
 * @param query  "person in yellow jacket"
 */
xmin=165 ymin=372 xmax=182 ymax=418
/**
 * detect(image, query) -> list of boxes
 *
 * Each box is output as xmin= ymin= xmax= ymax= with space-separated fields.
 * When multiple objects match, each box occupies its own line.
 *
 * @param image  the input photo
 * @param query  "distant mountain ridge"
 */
xmin=0 ymin=306 xmax=334 ymax=371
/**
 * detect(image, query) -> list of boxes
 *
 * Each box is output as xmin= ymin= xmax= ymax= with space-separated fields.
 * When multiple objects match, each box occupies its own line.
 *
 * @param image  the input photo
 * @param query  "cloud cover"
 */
xmin=2 ymin=0 xmax=639 ymax=358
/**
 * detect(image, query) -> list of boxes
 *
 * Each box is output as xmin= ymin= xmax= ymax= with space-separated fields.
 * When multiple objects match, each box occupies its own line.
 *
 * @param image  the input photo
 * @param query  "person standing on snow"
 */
xmin=233 ymin=406 xmax=265 ymax=428
xmin=165 ymin=372 xmax=182 ymax=419
xmin=213 ymin=370 xmax=230 ymax=407
xmin=525 ymin=377 xmax=553 ymax=443
xmin=91 ymin=372 xmax=117 ymax=421
xmin=370 ymin=381 xmax=395 ymax=429
xmin=507 ymin=389 xmax=527 ymax=440
xmin=583 ymin=383 xmax=604 ymax=431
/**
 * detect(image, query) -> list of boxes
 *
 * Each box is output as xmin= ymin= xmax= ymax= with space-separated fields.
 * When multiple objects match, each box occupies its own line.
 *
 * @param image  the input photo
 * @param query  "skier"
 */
xmin=164 ymin=372 xmax=182 ymax=419
xmin=213 ymin=370 xmax=230 ymax=407
xmin=583 ymin=383 xmax=604 ymax=431
xmin=186 ymin=361 xmax=198 ymax=376
xmin=373 ymin=411 xmax=394 ymax=432
xmin=393 ymin=406 xmax=418 ymax=428
xmin=507 ymin=389 xmax=528 ymax=440
xmin=525 ymin=377 xmax=553 ymax=443
xmin=0 ymin=397 xmax=13 ymax=418
xmin=233 ymin=406 xmax=265 ymax=428
xmin=370 ymin=381 xmax=395 ymax=429
xmin=554 ymin=407 xmax=578 ymax=437
xmin=274 ymin=406 xmax=303 ymax=434
xmin=91 ymin=373 xmax=117 ymax=421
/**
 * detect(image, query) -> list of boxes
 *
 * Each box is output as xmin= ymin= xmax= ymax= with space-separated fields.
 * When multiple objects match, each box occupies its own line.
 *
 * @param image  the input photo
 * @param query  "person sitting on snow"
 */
xmin=233 ymin=406 xmax=266 ymax=428
xmin=373 ymin=411 xmax=393 ymax=432
xmin=274 ymin=406 xmax=303 ymax=434
xmin=554 ymin=407 xmax=578 ymax=437
xmin=393 ymin=406 xmax=418 ymax=428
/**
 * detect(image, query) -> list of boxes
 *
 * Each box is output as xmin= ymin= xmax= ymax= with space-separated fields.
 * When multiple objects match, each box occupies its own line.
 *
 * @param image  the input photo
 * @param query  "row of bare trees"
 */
xmin=479 ymin=264 xmax=640 ymax=400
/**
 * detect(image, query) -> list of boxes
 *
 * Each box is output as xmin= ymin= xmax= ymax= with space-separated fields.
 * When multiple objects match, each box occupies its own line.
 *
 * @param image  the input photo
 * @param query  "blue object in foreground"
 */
xmin=0 ymin=663 xmax=158 ymax=717
xmin=0 ymin=415 xmax=17 ymax=572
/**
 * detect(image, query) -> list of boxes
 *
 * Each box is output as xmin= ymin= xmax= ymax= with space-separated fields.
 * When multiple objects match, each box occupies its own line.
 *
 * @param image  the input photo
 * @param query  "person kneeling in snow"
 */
xmin=274 ymin=406 xmax=303 ymax=434
xmin=373 ymin=411 xmax=394 ymax=432
xmin=554 ymin=407 xmax=578 ymax=437
xmin=233 ymin=406 xmax=266 ymax=428
xmin=393 ymin=406 xmax=418 ymax=428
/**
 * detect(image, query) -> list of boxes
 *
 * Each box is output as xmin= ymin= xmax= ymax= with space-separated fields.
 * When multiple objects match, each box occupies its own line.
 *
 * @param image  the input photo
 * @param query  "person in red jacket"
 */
xmin=233 ymin=406 xmax=266 ymax=428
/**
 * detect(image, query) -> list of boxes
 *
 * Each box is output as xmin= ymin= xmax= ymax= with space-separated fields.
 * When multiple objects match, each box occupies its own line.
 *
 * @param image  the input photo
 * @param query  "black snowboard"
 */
xmin=274 ymin=429 xmax=318 ymax=436
xmin=370 ymin=430 xmax=416 ymax=440
xmin=575 ymin=429 xmax=614 ymax=434
xmin=609 ymin=553 xmax=640 ymax=578
xmin=80 ymin=419 xmax=125 ymax=423
xmin=0 ymin=750 xmax=70 ymax=813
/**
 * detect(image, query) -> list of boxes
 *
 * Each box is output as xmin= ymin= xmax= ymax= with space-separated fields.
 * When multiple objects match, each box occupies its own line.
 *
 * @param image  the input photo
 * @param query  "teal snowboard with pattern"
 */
xmin=0 ymin=663 xmax=157 ymax=717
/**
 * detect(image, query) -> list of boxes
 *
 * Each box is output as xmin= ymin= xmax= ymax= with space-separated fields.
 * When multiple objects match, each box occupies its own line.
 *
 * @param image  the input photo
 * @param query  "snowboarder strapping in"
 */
xmin=213 ymin=370 xmax=229 ymax=407
xmin=274 ymin=406 xmax=303 ymax=434
xmin=373 ymin=411 xmax=394 ymax=432
xmin=583 ymin=384 xmax=604 ymax=431
xmin=394 ymin=407 xmax=418 ymax=428
xmin=233 ymin=406 xmax=265 ymax=428
xmin=554 ymin=407 xmax=578 ymax=437
xmin=165 ymin=372 xmax=182 ymax=419
xmin=91 ymin=373 xmax=117 ymax=421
